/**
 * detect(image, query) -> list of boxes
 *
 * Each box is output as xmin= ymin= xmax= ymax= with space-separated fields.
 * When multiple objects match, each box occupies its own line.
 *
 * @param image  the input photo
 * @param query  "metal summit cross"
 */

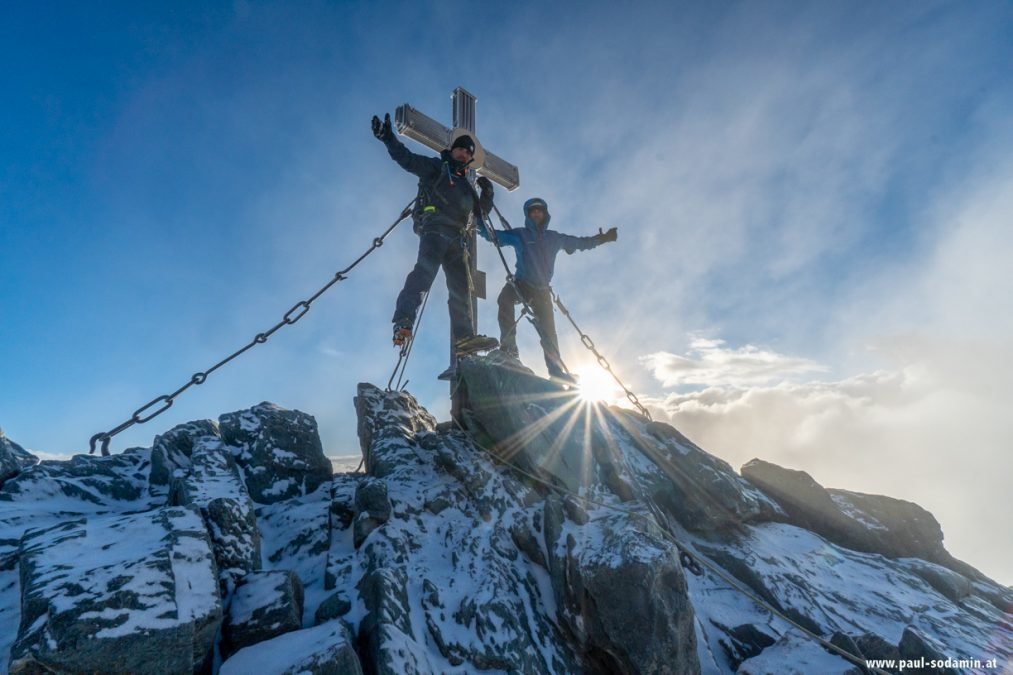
xmin=394 ymin=87 xmax=519 ymax=392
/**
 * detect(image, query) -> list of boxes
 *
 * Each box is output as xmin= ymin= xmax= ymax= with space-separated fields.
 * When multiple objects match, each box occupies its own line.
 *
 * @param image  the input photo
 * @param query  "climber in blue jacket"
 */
xmin=478 ymin=197 xmax=617 ymax=382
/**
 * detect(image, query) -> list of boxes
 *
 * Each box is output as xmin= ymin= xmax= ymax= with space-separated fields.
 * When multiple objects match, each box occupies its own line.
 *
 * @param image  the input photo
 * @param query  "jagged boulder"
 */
xmin=456 ymin=352 xmax=596 ymax=494
xmin=219 ymin=402 xmax=333 ymax=504
xmin=352 ymin=477 xmax=390 ymax=549
xmin=737 ymin=632 xmax=863 ymax=674
xmin=9 ymin=505 xmax=221 ymax=674
xmin=898 ymin=558 xmax=973 ymax=603
xmin=0 ymin=431 xmax=37 ymax=486
xmin=0 ymin=450 xmax=156 ymax=572
xmin=741 ymin=459 xmax=941 ymax=558
xmin=150 ymin=419 xmax=220 ymax=493
xmin=349 ymin=383 xmax=582 ymax=674
xmin=220 ymin=620 xmax=362 ymax=675
xmin=614 ymin=414 xmax=785 ymax=533
xmin=0 ymin=449 xmax=151 ymax=506
xmin=898 ymin=627 xmax=959 ymax=674
xmin=223 ymin=570 xmax=304 ymax=657
xmin=349 ymin=380 xmax=702 ymax=674
xmin=169 ymin=435 xmax=261 ymax=594
xmin=543 ymin=496 xmax=698 ymax=674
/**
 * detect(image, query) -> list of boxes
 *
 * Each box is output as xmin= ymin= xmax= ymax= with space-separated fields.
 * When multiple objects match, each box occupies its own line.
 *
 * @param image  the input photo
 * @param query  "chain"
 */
xmin=88 ymin=199 xmax=417 ymax=456
xmin=387 ymin=290 xmax=430 ymax=392
xmin=551 ymin=292 xmax=652 ymax=420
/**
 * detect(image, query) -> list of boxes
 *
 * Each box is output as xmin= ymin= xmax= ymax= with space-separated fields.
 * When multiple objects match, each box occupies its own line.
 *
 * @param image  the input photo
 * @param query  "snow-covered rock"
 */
xmin=223 ymin=569 xmax=304 ymax=657
xmin=1 ymin=353 xmax=1009 ymax=674
xmin=0 ymin=430 xmax=37 ymax=486
xmin=169 ymin=435 xmax=261 ymax=594
xmin=219 ymin=401 xmax=333 ymax=504
xmin=9 ymin=505 xmax=221 ymax=674
xmin=220 ymin=620 xmax=362 ymax=675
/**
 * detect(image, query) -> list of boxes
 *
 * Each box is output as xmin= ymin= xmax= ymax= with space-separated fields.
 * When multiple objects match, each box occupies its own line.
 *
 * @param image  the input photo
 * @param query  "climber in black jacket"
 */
xmin=372 ymin=113 xmax=498 ymax=357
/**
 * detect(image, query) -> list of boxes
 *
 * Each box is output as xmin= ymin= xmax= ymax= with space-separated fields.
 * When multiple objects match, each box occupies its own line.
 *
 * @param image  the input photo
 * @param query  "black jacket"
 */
xmin=383 ymin=135 xmax=492 ymax=234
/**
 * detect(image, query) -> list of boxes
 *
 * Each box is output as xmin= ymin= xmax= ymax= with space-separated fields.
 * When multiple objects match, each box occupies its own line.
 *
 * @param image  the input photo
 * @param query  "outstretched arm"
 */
xmin=561 ymin=227 xmax=618 ymax=254
xmin=371 ymin=113 xmax=439 ymax=180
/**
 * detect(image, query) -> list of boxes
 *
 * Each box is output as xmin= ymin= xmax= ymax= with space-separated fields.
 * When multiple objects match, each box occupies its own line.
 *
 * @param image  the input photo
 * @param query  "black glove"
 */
xmin=595 ymin=227 xmax=618 ymax=244
xmin=476 ymin=176 xmax=494 ymax=196
xmin=371 ymin=113 xmax=393 ymax=141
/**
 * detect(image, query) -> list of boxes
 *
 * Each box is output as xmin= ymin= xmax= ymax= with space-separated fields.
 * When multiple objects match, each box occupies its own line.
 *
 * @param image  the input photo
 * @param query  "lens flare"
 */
xmin=573 ymin=364 xmax=621 ymax=402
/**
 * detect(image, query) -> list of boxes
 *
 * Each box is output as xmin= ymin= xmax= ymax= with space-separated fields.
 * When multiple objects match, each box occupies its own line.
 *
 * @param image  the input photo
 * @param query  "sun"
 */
xmin=572 ymin=364 xmax=621 ymax=403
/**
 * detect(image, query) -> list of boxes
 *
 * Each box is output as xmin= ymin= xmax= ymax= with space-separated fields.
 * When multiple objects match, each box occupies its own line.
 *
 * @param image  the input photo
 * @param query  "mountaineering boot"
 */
xmin=437 ymin=364 xmax=457 ymax=381
xmin=393 ymin=322 xmax=413 ymax=347
xmin=454 ymin=334 xmax=499 ymax=355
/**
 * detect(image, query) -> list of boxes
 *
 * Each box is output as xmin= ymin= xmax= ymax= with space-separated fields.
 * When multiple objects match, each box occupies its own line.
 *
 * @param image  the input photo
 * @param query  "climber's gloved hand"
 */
xmin=476 ymin=176 xmax=494 ymax=197
xmin=371 ymin=113 xmax=393 ymax=142
xmin=595 ymin=227 xmax=618 ymax=244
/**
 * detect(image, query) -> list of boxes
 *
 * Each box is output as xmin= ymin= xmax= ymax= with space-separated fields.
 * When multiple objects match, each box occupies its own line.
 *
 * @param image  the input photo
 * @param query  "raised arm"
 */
xmin=371 ymin=113 xmax=439 ymax=180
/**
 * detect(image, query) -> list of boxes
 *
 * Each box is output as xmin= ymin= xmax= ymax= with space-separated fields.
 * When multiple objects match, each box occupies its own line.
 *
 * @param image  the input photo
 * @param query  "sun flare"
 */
xmin=572 ymin=364 xmax=621 ymax=403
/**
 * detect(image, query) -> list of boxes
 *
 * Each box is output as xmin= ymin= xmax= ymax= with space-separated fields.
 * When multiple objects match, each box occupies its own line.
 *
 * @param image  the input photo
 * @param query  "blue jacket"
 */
xmin=478 ymin=198 xmax=601 ymax=288
xmin=382 ymin=134 xmax=492 ymax=233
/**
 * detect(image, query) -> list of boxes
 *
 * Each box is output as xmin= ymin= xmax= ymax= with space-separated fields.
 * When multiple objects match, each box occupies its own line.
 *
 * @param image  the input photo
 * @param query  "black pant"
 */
xmin=393 ymin=230 xmax=474 ymax=342
xmin=497 ymin=281 xmax=566 ymax=377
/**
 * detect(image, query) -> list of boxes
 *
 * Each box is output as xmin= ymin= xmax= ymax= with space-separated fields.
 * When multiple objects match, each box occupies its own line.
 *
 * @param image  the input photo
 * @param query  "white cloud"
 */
xmin=641 ymin=337 xmax=827 ymax=388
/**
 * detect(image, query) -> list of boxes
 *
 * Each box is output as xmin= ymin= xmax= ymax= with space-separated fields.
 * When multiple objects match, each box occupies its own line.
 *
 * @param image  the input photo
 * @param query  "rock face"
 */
xmin=0 ymin=430 xmax=37 ymax=486
xmin=10 ymin=506 xmax=222 ymax=674
xmin=220 ymin=402 xmax=333 ymax=504
xmin=1 ymin=354 xmax=1010 ymax=674
xmin=219 ymin=621 xmax=362 ymax=675
xmin=223 ymin=570 xmax=304 ymax=657
xmin=740 ymin=459 xmax=985 ymax=579
xmin=169 ymin=433 xmax=261 ymax=594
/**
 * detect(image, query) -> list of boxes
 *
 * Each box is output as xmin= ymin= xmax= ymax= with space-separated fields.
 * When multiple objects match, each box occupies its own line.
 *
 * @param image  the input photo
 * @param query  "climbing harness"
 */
xmin=88 ymin=199 xmax=418 ymax=457
xmin=387 ymin=290 xmax=430 ymax=392
xmin=551 ymin=292 xmax=652 ymax=421
xmin=462 ymin=430 xmax=888 ymax=675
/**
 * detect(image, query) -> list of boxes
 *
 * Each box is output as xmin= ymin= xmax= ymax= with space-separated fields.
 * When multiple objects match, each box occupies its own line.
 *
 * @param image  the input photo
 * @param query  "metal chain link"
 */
xmin=552 ymin=292 xmax=653 ymax=420
xmin=88 ymin=199 xmax=417 ymax=456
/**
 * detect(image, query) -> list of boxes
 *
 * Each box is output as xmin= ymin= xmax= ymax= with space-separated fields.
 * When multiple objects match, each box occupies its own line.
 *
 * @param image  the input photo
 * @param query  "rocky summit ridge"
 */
xmin=0 ymin=353 xmax=1009 ymax=674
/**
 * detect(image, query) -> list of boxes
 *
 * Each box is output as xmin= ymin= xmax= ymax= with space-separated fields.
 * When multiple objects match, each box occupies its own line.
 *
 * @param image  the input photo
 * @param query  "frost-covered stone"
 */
xmin=169 ymin=436 xmax=261 ymax=594
xmin=898 ymin=558 xmax=973 ymax=603
xmin=544 ymin=504 xmax=698 ymax=674
xmin=149 ymin=419 xmax=220 ymax=493
xmin=223 ymin=569 xmax=304 ymax=657
xmin=353 ymin=477 xmax=390 ymax=549
xmin=220 ymin=402 xmax=333 ymax=504
xmin=0 ymin=450 xmax=151 ymax=506
xmin=457 ymin=352 xmax=597 ymax=494
xmin=741 ymin=459 xmax=976 ymax=576
xmin=9 ymin=505 xmax=221 ymax=674
xmin=688 ymin=522 xmax=1010 ymax=672
xmin=220 ymin=620 xmax=363 ymax=675
xmin=737 ymin=632 xmax=863 ymax=675
xmin=0 ymin=431 xmax=37 ymax=486
xmin=315 ymin=591 xmax=352 ymax=624
xmin=351 ymin=383 xmax=580 ymax=674
xmin=0 ymin=450 xmax=157 ymax=571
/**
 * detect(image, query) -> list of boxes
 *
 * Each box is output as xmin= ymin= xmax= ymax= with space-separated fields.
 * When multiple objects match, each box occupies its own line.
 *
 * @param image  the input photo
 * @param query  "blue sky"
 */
xmin=2 ymin=2 xmax=1011 ymax=582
